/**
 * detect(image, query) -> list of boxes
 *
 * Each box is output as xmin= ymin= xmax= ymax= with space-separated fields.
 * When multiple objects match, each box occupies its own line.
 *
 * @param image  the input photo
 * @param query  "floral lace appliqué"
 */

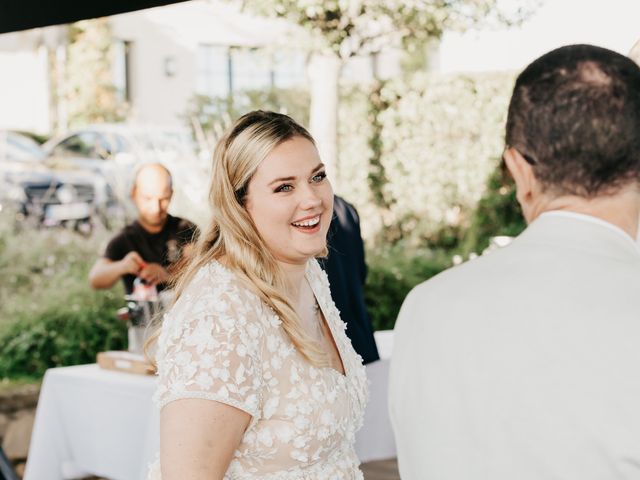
xmin=150 ymin=259 xmax=368 ymax=480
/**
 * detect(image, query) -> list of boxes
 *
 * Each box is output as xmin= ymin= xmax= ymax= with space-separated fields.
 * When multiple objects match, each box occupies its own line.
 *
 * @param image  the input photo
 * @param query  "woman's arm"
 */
xmin=160 ymin=398 xmax=251 ymax=480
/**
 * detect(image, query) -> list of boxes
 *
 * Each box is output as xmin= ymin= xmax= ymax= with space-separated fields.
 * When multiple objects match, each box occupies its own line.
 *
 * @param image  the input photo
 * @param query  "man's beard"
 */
xmin=142 ymin=213 xmax=167 ymax=227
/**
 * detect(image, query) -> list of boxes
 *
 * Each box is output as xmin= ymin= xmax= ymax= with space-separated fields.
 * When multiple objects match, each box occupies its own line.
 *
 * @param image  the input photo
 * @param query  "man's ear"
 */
xmin=503 ymin=147 xmax=536 ymax=208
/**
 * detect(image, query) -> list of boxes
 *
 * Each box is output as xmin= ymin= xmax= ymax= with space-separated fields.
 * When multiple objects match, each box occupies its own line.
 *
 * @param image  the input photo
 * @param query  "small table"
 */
xmin=23 ymin=364 xmax=159 ymax=480
xmin=24 ymin=332 xmax=395 ymax=480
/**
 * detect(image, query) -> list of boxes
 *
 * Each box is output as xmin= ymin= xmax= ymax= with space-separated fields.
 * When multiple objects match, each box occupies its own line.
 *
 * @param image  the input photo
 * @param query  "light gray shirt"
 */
xmin=389 ymin=212 xmax=640 ymax=480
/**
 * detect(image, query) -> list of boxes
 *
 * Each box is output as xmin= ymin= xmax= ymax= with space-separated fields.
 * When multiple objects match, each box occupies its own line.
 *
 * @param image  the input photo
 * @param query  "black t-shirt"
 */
xmin=104 ymin=214 xmax=197 ymax=294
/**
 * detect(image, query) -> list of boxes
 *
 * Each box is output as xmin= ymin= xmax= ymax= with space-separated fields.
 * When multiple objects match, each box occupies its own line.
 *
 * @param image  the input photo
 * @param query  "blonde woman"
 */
xmin=148 ymin=111 xmax=368 ymax=480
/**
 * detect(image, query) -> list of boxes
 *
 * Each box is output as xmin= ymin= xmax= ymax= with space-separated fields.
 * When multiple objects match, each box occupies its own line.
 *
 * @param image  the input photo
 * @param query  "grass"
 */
xmin=0 ymin=376 xmax=41 ymax=394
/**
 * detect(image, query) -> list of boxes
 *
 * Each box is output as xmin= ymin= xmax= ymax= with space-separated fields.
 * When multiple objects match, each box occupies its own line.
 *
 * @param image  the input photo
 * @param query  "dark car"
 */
xmin=0 ymin=131 xmax=97 ymax=231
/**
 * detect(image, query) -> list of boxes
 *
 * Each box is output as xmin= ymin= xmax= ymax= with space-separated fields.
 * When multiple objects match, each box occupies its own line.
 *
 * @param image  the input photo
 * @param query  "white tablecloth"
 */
xmin=374 ymin=330 xmax=395 ymax=360
xmin=24 ymin=332 xmax=396 ymax=480
xmin=23 ymin=365 xmax=159 ymax=480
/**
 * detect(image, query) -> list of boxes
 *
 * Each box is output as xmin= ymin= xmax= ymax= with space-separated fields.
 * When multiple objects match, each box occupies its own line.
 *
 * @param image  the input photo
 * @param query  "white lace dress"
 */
xmin=148 ymin=259 xmax=368 ymax=479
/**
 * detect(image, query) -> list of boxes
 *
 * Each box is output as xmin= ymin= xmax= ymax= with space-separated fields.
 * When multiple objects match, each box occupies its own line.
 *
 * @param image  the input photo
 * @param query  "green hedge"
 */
xmin=461 ymin=161 xmax=526 ymax=256
xmin=0 ymin=214 xmax=127 ymax=379
xmin=363 ymin=160 xmax=527 ymax=331
xmin=365 ymin=245 xmax=452 ymax=330
xmin=184 ymin=87 xmax=310 ymax=144
xmin=0 ymin=293 xmax=126 ymax=378
xmin=339 ymin=71 xmax=516 ymax=246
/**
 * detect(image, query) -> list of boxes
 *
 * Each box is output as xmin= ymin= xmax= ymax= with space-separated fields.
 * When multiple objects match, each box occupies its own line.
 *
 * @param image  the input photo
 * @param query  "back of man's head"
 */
xmin=506 ymin=44 xmax=640 ymax=197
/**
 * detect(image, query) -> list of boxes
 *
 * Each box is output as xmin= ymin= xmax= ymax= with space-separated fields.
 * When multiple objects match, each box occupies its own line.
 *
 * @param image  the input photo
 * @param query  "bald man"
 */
xmin=89 ymin=163 xmax=197 ymax=294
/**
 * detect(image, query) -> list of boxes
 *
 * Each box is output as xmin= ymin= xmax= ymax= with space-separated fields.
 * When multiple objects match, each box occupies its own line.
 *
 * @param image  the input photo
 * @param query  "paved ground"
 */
xmin=362 ymin=458 xmax=400 ymax=480
xmin=37 ymin=458 xmax=402 ymax=480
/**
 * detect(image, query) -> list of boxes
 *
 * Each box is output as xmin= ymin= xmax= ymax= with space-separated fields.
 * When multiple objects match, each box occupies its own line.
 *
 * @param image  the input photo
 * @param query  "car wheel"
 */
xmin=73 ymin=218 xmax=93 ymax=236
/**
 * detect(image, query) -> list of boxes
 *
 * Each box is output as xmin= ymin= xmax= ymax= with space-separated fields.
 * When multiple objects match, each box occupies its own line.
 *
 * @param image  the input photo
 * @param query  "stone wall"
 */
xmin=0 ymin=384 xmax=39 ymax=478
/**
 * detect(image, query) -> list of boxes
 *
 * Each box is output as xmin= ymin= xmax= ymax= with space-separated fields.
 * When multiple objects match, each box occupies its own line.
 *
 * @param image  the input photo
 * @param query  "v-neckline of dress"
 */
xmin=305 ymin=263 xmax=348 ymax=378
xmin=211 ymin=259 xmax=349 ymax=378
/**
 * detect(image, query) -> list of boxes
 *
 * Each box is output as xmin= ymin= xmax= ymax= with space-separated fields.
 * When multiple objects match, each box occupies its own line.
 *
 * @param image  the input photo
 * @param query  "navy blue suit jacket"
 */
xmin=320 ymin=196 xmax=379 ymax=364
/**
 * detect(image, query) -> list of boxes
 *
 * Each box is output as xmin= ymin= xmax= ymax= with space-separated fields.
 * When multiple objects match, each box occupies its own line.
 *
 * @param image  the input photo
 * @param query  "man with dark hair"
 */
xmin=390 ymin=44 xmax=640 ymax=479
xmin=89 ymin=163 xmax=196 ymax=294
xmin=505 ymin=45 xmax=640 ymax=197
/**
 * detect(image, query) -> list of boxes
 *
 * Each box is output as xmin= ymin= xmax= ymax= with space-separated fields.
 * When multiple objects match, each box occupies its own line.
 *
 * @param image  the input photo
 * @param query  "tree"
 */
xmin=237 ymin=0 xmax=534 ymax=185
xmin=64 ymin=18 xmax=128 ymax=127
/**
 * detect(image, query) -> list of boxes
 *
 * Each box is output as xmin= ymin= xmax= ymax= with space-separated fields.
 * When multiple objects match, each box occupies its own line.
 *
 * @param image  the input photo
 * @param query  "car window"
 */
xmin=95 ymin=134 xmax=114 ymax=159
xmin=113 ymin=134 xmax=131 ymax=154
xmin=53 ymin=132 xmax=101 ymax=159
xmin=1 ymin=132 xmax=45 ymax=162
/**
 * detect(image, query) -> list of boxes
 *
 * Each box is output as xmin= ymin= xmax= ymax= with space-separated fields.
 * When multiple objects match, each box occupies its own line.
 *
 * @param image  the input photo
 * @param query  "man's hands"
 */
xmin=120 ymin=251 xmax=170 ymax=286
xmin=138 ymin=262 xmax=170 ymax=286
xmin=90 ymin=251 xmax=170 ymax=290
xmin=119 ymin=251 xmax=146 ymax=276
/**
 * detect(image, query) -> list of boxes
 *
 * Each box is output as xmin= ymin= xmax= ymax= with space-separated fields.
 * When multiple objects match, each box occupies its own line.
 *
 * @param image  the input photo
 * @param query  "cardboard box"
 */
xmin=97 ymin=350 xmax=156 ymax=376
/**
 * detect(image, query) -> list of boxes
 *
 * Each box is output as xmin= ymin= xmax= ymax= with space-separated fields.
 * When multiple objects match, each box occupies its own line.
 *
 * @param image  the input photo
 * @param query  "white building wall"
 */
xmin=0 ymin=1 xmax=302 ymax=134
xmin=110 ymin=12 xmax=197 ymax=127
xmin=0 ymin=45 xmax=51 ymax=134
xmin=109 ymin=0 xmax=302 ymax=127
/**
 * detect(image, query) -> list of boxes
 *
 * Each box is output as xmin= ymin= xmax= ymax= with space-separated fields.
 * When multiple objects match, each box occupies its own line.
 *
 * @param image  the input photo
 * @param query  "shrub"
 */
xmin=0 ymin=214 xmax=127 ymax=379
xmin=365 ymin=244 xmax=452 ymax=330
xmin=184 ymin=87 xmax=311 ymax=148
xmin=339 ymin=71 xmax=516 ymax=247
xmin=460 ymin=161 xmax=526 ymax=256
xmin=0 ymin=293 xmax=126 ymax=378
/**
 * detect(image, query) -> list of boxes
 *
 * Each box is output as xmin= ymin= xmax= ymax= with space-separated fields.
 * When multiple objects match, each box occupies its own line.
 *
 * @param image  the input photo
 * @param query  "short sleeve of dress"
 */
xmin=153 ymin=262 xmax=265 ymax=421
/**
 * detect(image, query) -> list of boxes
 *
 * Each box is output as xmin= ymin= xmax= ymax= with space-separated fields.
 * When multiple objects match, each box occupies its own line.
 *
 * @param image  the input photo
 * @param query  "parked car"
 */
xmin=42 ymin=124 xmax=210 ymax=226
xmin=0 ymin=131 xmax=97 ymax=231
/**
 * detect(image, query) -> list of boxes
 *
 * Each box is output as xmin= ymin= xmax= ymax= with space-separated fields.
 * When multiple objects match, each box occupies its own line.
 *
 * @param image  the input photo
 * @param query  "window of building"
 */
xmin=229 ymin=47 xmax=272 ymax=91
xmin=113 ymin=40 xmax=132 ymax=102
xmin=196 ymin=45 xmax=230 ymax=98
xmin=196 ymin=44 xmax=307 ymax=99
xmin=273 ymin=50 xmax=307 ymax=88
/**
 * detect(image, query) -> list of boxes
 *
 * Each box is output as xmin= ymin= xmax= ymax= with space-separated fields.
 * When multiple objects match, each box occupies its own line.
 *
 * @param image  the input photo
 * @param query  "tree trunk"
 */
xmin=54 ymin=42 xmax=68 ymax=133
xmin=307 ymin=53 xmax=342 ymax=188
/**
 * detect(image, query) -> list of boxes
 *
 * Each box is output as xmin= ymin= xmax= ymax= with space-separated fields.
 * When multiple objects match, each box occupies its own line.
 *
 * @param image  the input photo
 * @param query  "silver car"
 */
xmin=0 ymin=131 xmax=97 ymax=231
xmin=43 ymin=124 xmax=209 ymax=227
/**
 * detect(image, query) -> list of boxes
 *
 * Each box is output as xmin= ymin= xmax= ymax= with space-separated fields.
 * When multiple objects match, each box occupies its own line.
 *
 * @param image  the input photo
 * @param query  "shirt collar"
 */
xmin=538 ymin=210 xmax=636 ymax=245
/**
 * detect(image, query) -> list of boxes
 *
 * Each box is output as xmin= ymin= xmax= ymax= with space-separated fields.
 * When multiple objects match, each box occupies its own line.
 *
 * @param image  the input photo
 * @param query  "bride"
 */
xmin=148 ymin=111 xmax=368 ymax=479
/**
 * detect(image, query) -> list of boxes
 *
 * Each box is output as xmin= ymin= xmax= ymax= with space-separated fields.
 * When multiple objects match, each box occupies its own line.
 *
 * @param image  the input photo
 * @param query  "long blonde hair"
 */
xmin=153 ymin=111 xmax=329 ymax=366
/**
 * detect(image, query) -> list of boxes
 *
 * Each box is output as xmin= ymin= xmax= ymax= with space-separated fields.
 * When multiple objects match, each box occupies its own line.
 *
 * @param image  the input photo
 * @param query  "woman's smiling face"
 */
xmin=245 ymin=135 xmax=333 ymax=265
